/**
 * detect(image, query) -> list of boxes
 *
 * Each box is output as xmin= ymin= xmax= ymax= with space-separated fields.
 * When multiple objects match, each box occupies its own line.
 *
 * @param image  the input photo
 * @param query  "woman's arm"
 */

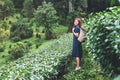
xmin=72 ymin=28 xmax=79 ymax=37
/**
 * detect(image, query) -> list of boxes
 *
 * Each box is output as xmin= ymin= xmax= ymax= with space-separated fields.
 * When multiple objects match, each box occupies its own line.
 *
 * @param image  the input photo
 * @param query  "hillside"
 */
xmin=0 ymin=33 xmax=114 ymax=80
xmin=0 ymin=3 xmax=120 ymax=80
xmin=0 ymin=33 xmax=72 ymax=80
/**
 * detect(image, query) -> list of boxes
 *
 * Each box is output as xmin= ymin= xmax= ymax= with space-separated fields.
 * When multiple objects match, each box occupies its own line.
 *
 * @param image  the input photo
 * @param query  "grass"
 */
xmin=53 ymin=25 xmax=68 ymax=37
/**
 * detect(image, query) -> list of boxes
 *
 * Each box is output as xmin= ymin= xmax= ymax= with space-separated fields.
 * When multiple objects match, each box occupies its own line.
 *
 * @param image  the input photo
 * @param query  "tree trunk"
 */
xmin=69 ymin=0 xmax=72 ymax=12
xmin=67 ymin=0 xmax=73 ymax=32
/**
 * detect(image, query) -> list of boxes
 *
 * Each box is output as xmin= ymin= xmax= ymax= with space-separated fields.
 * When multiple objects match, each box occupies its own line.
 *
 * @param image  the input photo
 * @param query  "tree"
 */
xmin=22 ymin=0 xmax=34 ymax=18
xmin=34 ymin=1 xmax=58 ymax=39
xmin=46 ymin=0 xmax=69 ymax=25
xmin=11 ymin=0 xmax=24 ymax=10
xmin=67 ymin=0 xmax=88 ymax=32
xmin=80 ymin=0 xmax=88 ymax=12
xmin=69 ymin=0 xmax=73 ymax=12
xmin=33 ymin=0 xmax=43 ymax=9
xmin=110 ymin=0 xmax=120 ymax=6
xmin=0 ymin=0 xmax=14 ymax=20
xmin=10 ymin=21 xmax=33 ymax=42
xmin=87 ymin=0 xmax=120 ymax=12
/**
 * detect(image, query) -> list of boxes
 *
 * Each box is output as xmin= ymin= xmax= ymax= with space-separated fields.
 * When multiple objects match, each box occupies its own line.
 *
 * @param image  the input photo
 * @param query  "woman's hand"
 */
xmin=72 ymin=28 xmax=79 ymax=37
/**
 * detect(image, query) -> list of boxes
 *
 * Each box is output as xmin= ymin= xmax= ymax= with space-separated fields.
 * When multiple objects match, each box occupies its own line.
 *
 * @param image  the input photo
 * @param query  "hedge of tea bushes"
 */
xmin=0 ymin=33 xmax=73 ymax=80
xmin=85 ymin=6 xmax=120 ymax=76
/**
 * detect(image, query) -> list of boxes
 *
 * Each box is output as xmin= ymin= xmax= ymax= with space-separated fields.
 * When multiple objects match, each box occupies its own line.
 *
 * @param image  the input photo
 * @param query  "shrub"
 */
xmin=86 ymin=6 xmax=120 ymax=76
xmin=11 ymin=36 xmax=21 ymax=42
xmin=10 ymin=21 xmax=33 ymax=42
xmin=8 ymin=42 xmax=29 ymax=59
xmin=24 ymin=41 xmax=32 ymax=47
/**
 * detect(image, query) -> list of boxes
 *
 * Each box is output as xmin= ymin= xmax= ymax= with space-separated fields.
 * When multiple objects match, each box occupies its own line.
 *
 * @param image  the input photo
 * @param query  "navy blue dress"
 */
xmin=72 ymin=26 xmax=82 ymax=58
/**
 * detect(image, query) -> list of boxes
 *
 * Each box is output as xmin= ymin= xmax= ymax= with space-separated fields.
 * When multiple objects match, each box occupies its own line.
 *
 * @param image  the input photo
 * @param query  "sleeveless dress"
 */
xmin=72 ymin=26 xmax=83 ymax=58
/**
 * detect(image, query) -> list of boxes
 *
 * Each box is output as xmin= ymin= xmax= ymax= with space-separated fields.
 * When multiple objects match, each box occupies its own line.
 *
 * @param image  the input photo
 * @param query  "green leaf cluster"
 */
xmin=8 ymin=42 xmax=29 ymax=59
xmin=33 ymin=1 xmax=58 ymax=39
xmin=0 ymin=0 xmax=14 ymax=20
xmin=86 ymin=6 xmax=120 ymax=76
xmin=22 ymin=0 xmax=34 ymax=18
xmin=10 ymin=20 xmax=33 ymax=42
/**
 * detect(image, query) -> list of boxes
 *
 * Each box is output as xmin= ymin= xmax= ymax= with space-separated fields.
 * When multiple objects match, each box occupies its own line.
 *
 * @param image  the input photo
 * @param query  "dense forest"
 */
xmin=0 ymin=0 xmax=120 ymax=80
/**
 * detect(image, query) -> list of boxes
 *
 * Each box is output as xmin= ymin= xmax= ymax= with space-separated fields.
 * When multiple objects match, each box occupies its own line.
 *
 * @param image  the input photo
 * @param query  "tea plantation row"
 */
xmin=0 ymin=33 xmax=72 ymax=80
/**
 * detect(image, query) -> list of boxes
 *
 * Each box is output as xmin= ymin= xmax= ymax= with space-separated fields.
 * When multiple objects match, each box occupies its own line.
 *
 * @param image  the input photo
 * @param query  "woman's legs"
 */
xmin=76 ymin=57 xmax=80 ymax=67
xmin=75 ymin=57 xmax=81 ymax=70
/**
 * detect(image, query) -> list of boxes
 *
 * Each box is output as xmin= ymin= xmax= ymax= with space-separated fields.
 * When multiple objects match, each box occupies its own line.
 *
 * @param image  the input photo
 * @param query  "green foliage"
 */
xmin=33 ymin=0 xmax=69 ymax=25
xmin=0 ymin=0 xmax=14 ymax=20
xmin=63 ymin=41 xmax=113 ymax=80
xmin=11 ymin=0 xmax=24 ymax=9
xmin=34 ymin=1 xmax=58 ymax=39
xmin=66 ymin=10 xmax=86 ymax=32
xmin=88 ymin=0 xmax=120 ymax=12
xmin=22 ymin=0 xmax=34 ymax=18
xmin=0 ymin=33 xmax=72 ymax=79
xmin=86 ymin=6 xmax=120 ymax=76
xmin=10 ymin=20 xmax=33 ymax=42
xmin=80 ymin=0 xmax=88 ymax=8
xmin=0 ymin=46 xmax=4 ymax=52
xmin=33 ymin=0 xmax=43 ymax=9
xmin=0 ymin=28 xmax=9 ymax=42
xmin=53 ymin=25 xmax=68 ymax=38
xmin=0 ymin=21 xmax=8 ymax=30
xmin=8 ymin=42 xmax=29 ymax=59
xmin=110 ymin=0 xmax=119 ymax=6
xmin=51 ymin=0 xmax=68 ymax=25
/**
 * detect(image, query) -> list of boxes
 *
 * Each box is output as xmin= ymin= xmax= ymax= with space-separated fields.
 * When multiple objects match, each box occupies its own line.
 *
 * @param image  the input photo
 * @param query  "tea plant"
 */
xmin=86 ymin=6 xmax=120 ymax=76
xmin=0 ymin=33 xmax=73 ymax=80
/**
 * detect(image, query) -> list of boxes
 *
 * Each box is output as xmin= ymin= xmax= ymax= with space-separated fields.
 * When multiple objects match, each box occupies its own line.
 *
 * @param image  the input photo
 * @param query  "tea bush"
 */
xmin=0 ymin=33 xmax=73 ymax=80
xmin=86 ymin=6 xmax=120 ymax=76
xmin=63 ymin=42 xmax=113 ymax=80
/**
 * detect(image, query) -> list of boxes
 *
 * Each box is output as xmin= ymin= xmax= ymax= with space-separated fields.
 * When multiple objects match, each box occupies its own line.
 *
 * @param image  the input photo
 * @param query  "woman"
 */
xmin=72 ymin=18 xmax=85 ymax=70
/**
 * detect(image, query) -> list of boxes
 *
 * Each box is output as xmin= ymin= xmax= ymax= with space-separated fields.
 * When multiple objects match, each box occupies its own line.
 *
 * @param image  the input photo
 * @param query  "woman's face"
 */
xmin=74 ymin=19 xmax=79 ymax=26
